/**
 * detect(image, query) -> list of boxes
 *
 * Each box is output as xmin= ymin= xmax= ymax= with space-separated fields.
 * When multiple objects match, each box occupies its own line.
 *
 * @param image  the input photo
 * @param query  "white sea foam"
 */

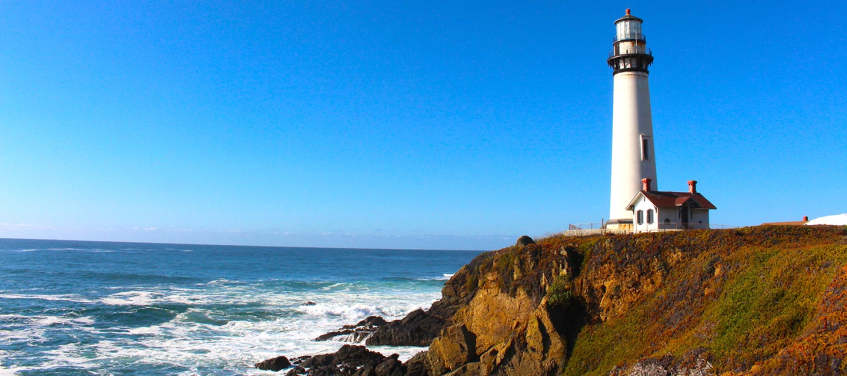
xmin=42 ymin=343 xmax=90 ymax=367
xmin=416 ymin=273 xmax=454 ymax=281
xmin=204 ymin=278 xmax=245 ymax=286
xmin=321 ymin=282 xmax=346 ymax=291
xmin=0 ymin=351 xmax=21 ymax=376
xmin=99 ymin=291 xmax=162 ymax=306
xmin=94 ymin=284 xmax=435 ymax=372
xmin=3 ymin=314 xmax=95 ymax=328
xmin=3 ymin=276 xmax=443 ymax=373
xmin=34 ymin=315 xmax=94 ymax=327
xmin=0 ymin=313 xmax=98 ymax=349
xmin=0 ymin=365 xmax=35 ymax=376
xmin=0 ymin=293 xmax=94 ymax=303
xmin=127 ymin=326 xmax=162 ymax=335
xmin=100 ymin=290 xmax=210 ymax=306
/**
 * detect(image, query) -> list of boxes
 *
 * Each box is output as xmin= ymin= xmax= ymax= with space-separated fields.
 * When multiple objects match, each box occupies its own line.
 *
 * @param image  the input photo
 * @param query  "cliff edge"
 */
xmin=415 ymin=225 xmax=847 ymax=375
xmin=274 ymin=225 xmax=847 ymax=375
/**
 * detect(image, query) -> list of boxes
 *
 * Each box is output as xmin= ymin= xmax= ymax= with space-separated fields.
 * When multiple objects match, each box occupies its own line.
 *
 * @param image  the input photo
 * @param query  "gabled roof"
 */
xmin=626 ymin=190 xmax=717 ymax=211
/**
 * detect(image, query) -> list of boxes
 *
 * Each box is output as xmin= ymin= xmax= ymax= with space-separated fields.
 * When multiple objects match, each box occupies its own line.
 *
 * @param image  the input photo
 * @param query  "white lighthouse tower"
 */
xmin=606 ymin=9 xmax=657 ymax=230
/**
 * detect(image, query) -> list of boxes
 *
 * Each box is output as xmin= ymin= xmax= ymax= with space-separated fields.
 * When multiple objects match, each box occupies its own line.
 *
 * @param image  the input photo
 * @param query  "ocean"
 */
xmin=0 ymin=238 xmax=481 ymax=375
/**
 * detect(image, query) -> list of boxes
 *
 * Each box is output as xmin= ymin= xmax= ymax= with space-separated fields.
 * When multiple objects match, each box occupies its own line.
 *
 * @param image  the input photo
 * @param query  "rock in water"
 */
xmin=255 ymin=355 xmax=291 ymax=372
xmin=365 ymin=308 xmax=446 ymax=346
xmin=349 ymin=315 xmax=388 ymax=328
xmin=403 ymin=352 xmax=430 ymax=376
xmin=286 ymin=345 xmax=404 ymax=376
xmin=315 ymin=315 xmax=388 ymax=342
xmin=516 ymin=235 xmax=535 ymax=246
xmin=284 ymin=366 xmax=306 ymax=376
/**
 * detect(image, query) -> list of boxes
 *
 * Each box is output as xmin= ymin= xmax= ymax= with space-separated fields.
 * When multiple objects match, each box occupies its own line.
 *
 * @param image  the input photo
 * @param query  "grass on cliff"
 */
xmin=560 ymin=226 xmax=847 ymax=376
xmin=458 ymin=235 xmax=595 ymax=302
xmin=547 ymin=275 xmax=574 ymax=309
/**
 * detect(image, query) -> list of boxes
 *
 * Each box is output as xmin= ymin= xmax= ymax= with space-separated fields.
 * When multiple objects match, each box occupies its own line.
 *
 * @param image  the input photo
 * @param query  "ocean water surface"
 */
xmin=0 ymin=239 xmax=481 ymax=375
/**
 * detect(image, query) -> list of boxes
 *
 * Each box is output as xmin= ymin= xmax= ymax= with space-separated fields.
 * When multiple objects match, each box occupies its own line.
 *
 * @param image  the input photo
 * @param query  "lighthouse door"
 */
xmin=680 ymin=206 xmax=689 ymax=229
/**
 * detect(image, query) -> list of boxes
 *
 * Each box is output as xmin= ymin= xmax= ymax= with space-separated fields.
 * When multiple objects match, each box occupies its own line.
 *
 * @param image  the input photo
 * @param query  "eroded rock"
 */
xmin=427 ymin=324 xmax=477 ymax=373
xmin=315 ymin=315 xmax=388 ymax=342
xmin=255 ymin=355 xmax=291 ymax=372
xmin=516 ymin=236 xmax=535 ymax=247
xmin=284 ymin=345 xmax=404 ymax=376
xmin=366 ymin=309 xmax=447 ymax=346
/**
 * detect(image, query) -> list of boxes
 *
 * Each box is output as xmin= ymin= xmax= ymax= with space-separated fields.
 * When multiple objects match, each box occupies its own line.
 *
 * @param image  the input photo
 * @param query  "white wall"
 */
xmin=690 ymin=208 xmax=710 ymax=229
xmin=610 ymin=71 xmax=657 ymax=221
xmin=658 ymin=207 xmax=678 ymax=229
xmin=631 ymin=198 xmax=711 ymax=233
xmin=631 ymin=196 xmax=659 ymax=233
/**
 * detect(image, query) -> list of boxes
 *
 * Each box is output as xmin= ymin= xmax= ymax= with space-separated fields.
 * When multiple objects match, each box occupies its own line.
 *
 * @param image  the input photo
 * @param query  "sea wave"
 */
xmin=100 ymin=290 xmax=208 ymax=306
xmin=1 ymin=286 xmax=441 ymax=375
xmin=47 ymin=247 xmax=115 ymax=253
xmin=379 ymin=274 xmax=453 ymax=282
xmin=0 ymin=293 xmax=95 ymax=303
xmin=0 ymin=314 xmax=95 ymax=327
xmin=0 ymin=240 xmax=475 ymax=375
xmin=203 ymin=278 xmax=249 ymax=286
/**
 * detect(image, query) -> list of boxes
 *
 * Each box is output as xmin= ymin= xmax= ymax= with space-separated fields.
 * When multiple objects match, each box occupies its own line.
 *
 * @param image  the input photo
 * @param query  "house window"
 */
xmin=637 ymin=210 xmax=644 ymax=225
xmin=640 ymin=135 xmax=650 ymax=161
xmin=647 ymin=209 xmax=654 ymax=224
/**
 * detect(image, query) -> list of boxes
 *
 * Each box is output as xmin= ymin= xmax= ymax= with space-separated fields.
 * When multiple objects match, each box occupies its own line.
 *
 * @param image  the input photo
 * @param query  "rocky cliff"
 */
xmin=269 ymin=225 xmax=847 ymax=375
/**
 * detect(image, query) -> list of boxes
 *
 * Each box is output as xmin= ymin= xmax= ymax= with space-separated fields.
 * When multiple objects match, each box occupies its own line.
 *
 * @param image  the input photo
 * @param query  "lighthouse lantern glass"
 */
xmin=616 ymin=19 xmax=642 ymax=41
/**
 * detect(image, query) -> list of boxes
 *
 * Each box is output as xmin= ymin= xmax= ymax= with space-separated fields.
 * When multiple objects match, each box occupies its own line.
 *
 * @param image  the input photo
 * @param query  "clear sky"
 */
xmin=0 ymin=1 xmax=844 ymax=250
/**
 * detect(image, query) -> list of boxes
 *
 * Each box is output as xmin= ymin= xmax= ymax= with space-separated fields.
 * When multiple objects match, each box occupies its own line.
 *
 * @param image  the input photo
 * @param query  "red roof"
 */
xmin=630 ymin=190 xmax=717 ymax=210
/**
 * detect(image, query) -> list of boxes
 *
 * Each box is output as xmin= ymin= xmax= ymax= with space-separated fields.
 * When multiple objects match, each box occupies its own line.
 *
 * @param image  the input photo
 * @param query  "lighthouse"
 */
xmin=606 ymin=9 xmax=657 ymax=230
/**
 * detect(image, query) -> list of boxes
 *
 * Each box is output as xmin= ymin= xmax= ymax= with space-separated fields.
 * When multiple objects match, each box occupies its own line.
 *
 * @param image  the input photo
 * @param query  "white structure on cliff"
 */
xmin=606 ymin=9 xmax=657 ymax=231
xmin=806 ymin=214 xmax=847 ymax=226
xmin=600 ymin=10 xmax=716 ymax=234
xmin=626 ymin=179 xmax=716 ymax=233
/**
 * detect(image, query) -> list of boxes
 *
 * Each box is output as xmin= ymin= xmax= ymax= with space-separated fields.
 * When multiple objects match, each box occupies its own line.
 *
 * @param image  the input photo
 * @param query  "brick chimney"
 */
xmin=641 ymin=178 xmax=652 ymax=191
xmin=688 ymin=180 xmax=697 ymax=194
xmin=803 ymin=216 xmax=809 ymax=222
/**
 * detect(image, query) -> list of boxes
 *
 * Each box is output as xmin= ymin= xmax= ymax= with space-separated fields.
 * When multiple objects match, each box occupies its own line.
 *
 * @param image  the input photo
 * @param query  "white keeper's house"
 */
xmin=626 ymin=178 xmax=716 ymax=233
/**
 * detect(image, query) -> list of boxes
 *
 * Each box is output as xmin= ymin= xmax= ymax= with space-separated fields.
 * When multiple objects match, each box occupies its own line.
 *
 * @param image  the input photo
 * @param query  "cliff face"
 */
xmin=407 ymin=226 xmax=847 ymax=376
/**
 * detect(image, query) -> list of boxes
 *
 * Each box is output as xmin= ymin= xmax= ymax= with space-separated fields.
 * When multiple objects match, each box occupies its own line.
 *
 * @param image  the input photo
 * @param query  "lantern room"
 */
xmin=615 ymin=9 xmax=644 ymax=42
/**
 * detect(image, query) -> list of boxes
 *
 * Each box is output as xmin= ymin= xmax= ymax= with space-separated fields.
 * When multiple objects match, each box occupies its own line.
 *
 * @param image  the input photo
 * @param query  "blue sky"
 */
xmin=0 ymin=1 xmax=844 ymax=250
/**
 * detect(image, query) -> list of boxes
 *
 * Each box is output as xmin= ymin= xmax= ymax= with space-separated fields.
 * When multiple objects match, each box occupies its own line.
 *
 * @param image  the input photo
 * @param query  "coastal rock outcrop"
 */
xmin=269 ymin=345 xmax=405 ymax=376
xmin=316 ymin=316 xmax=388 ymax=342
xmin=366 ymin=266 xmax=479 ymax=346
xmin=515 ymin=235 xmax=535 ymax=246
xmin=366 ymin=308 xmax=446 ymax=346
xmin=255 ymin=355 xmax=291 ymax=372
xmin=261 ymin=226 xmax=847 ymax=376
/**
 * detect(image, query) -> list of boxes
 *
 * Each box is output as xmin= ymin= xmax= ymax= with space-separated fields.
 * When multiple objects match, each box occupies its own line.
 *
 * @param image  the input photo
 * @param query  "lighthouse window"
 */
xmin=647 ymin=209 xmax=654 ymax=224
xmin=636 ymin=210 xmax=644 ymax=225
xmin=640 ymin=135 xmax=650 ymax=160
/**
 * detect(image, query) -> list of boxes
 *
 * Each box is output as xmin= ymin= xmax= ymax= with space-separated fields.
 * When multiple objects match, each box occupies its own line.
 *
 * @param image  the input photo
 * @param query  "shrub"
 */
xmin=547 ymin=275 xmax=574 ymax=309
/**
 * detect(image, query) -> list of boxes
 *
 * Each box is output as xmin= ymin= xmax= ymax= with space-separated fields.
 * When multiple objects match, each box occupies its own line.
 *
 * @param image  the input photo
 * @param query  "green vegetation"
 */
xmin=440 ymin=225 xmax=847 ymax=375
xmin=558 ymin=226 xmax=847 ymax=375
xmin=547 ymin=275 xmax=574 ymax=309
